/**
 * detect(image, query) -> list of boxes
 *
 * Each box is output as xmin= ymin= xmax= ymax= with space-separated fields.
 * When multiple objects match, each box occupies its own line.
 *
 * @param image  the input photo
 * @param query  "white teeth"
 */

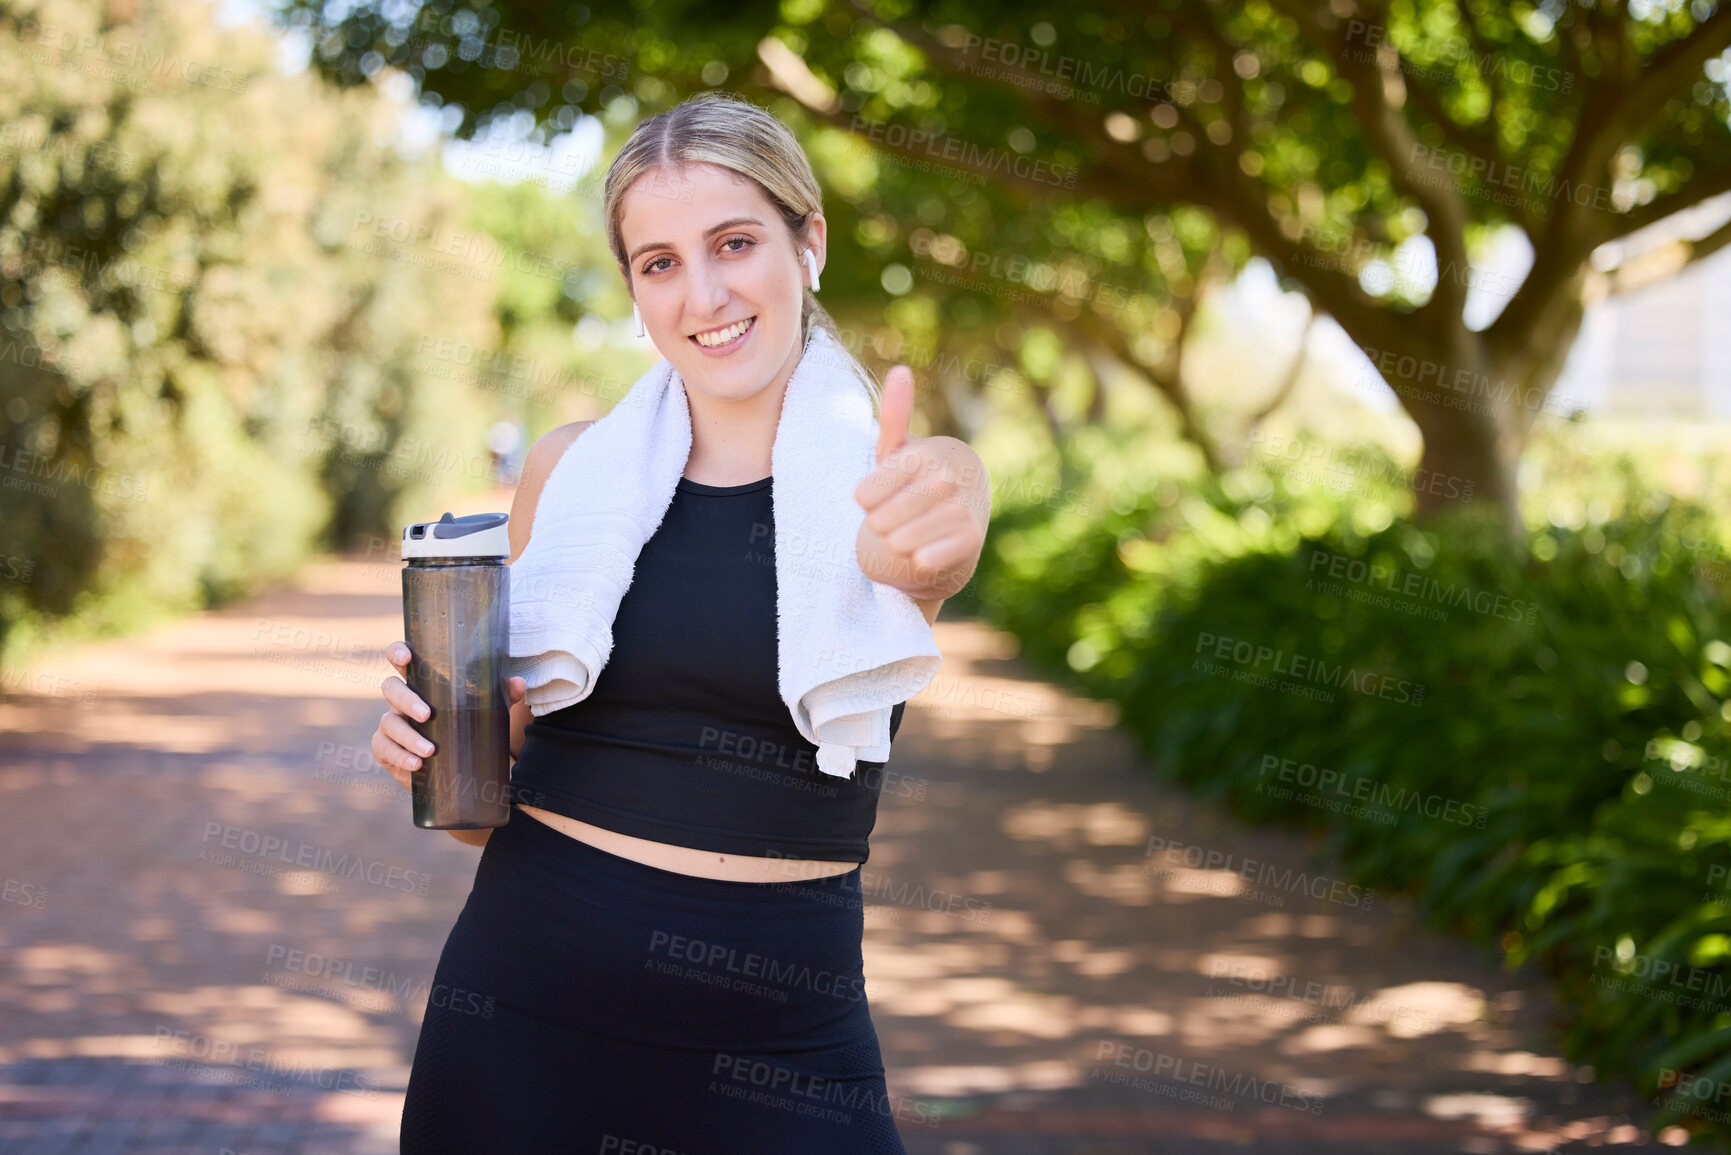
xmin=693 ymin=317 xmax=752 ymax=347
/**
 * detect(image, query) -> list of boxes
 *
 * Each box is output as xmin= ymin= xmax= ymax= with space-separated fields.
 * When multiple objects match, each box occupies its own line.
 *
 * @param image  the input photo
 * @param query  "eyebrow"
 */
xmin=626 ymin=216 xmax=767 ymax=266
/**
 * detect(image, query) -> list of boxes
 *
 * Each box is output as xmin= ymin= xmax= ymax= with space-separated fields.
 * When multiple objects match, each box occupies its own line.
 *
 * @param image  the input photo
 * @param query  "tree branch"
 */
xmin=1361 ymin=43 xmax=1475 ymax=327
xmin=1682 ymin=214 xmax=1731 ymax=267
xmin=821 ymin=5 xmax=1188 ymax=207
xmin=847 ymin=0 xmax=1419 ymax=362
xmin=756 ymin=54 xmax=1109 ymax=200
xmin=1195 ymin=137 xmax=1414 ymax=359
xmin=1263 ymin=0 xmax=1472 ymax=336
xmin=1547 ymin=5 xmax=1731 ymax=259
xmin=1602 ymin=167 xmax=1731 ymax=243
xmin=1622 ymin=5 xmax=1731 ymax=133
xmin=1400 ymin=74 xmax=1523 ymax=231
xmin=1070 ymin=300 xmax=1222 ymax=474
xmin=1493 ymin=8 xmax=1731 ymax=360
xmin=1458 ymin=2 xmax=1509 ymax=120
xmin=1603 ymin=211 xmax=1731 ymax=293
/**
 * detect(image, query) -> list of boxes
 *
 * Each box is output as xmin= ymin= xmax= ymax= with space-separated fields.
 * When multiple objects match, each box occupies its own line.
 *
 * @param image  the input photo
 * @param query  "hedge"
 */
xmin=953 ymin=427 xmax=1731 ymax=1146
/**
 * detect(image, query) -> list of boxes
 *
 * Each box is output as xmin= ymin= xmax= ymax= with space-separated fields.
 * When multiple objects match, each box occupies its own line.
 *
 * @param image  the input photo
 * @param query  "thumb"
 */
xmin=875 ymin=365 xmax=914 ymax=465
xmin=508 ymin=676 xmax=526 ymax=706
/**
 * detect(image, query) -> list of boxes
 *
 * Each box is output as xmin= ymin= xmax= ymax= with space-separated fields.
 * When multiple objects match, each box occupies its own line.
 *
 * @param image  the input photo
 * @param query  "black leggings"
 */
xmin=400 ymin=805 xmax=909 ymax=1154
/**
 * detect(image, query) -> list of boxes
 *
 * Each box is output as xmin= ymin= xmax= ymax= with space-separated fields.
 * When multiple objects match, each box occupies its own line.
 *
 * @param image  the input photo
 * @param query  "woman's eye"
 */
xmin=640 ymin=236 xmax=752 ymax=275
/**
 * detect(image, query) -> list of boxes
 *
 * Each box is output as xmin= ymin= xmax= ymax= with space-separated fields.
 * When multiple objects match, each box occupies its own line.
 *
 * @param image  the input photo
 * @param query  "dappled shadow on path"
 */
xmin=867 ymin=619 xmax=1672 ymax=1152
xmin=0 ymin=555 xmax=1676 ymax=1152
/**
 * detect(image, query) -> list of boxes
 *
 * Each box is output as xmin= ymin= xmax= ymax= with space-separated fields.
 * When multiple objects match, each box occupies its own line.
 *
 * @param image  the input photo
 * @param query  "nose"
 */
xmin=684 ymin=253 xmax=730 ymax=319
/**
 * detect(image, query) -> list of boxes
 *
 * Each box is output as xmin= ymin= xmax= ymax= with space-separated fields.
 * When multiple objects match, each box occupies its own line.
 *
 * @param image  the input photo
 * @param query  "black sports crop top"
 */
xmin=506 ymin=473 xmax=907 ymax=863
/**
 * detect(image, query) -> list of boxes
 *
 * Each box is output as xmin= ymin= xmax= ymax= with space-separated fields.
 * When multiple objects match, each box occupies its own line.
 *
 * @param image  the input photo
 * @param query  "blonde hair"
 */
xmin=602 ymin=90 xmax=883 ymax=412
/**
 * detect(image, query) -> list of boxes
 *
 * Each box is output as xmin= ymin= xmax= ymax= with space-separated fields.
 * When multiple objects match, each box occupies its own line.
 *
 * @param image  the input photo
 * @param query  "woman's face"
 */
xmin=617 ymin=162 xmax=824 ymax=403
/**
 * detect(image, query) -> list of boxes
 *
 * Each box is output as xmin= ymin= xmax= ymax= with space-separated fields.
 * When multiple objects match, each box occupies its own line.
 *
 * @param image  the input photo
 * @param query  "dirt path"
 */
xmin=0 ymin=517 xmax=1681 ymax=1153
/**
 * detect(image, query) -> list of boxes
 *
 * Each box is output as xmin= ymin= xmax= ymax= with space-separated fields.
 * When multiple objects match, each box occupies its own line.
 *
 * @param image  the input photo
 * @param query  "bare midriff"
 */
xmin=515 ymin=803 xmax=860 ymax=882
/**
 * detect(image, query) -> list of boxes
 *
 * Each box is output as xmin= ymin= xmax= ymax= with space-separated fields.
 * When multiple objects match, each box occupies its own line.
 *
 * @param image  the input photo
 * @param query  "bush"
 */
xmin=959 ymin=428 xmax=1731 ymax=1146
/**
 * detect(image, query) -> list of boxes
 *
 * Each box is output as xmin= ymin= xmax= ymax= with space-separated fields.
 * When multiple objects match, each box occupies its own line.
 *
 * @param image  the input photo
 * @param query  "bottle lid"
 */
xmin=402 ymin=512 xmax=510 ymax=560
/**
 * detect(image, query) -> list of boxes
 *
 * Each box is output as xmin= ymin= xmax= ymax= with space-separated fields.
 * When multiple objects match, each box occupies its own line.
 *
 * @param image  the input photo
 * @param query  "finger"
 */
xmin=382 ymin=675 xmax=430 ymax=721
xmin=874 ymin=365 xmax=914 ymax=465
xmin=908 ymin=528 xmax=976 ymax=574
xmin=384 ymin=711 xmax=435 ymax=760
xmin=855 ymin=456 xmax=910 ymax=512
xmin=387 ymin=641 xmax=412 ymax=670
xmin=371 ymin=727 xmax=420 ymax=779
xmin=371 ymin=736 xmax=407 ymax=789
xmin=507 ymin=676 xmax=526 ymax=705
xmin=857 ymin=425 xmax=931 ymax=516
xmin=861 ymin=467 xmax=944 ymax=534
xmin=880 ymin=502 xmax=973 ymax=569
xmin=376 ymin=746 xmax=410 ymax=789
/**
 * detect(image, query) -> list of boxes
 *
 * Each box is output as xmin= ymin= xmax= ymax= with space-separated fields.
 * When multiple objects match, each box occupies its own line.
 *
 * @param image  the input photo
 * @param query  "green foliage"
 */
xmin=958 ymin=424 xmax=1731 ymax=1145
xmin=0 ymin=0 xmax=499 ymax=670
xmin=452 ymin=171 xmax=653 ymax=428
xmin=271 ymin=0 xmax=1249 ymax=426
xmin=276 ymin=0 xmax=1731 ymax=416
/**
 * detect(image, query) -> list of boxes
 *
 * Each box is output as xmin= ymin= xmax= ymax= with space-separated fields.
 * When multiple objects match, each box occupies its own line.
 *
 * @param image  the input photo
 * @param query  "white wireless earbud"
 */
xmin=803 ymin=249 xmax=821 ymax=293
xmin=632 ymin=301 xmax=646 ymax=338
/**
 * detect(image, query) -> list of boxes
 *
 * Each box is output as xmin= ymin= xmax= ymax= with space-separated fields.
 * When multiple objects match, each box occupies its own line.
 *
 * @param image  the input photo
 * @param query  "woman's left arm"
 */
xmin=854 ymin=368 xmax=991 ymax=624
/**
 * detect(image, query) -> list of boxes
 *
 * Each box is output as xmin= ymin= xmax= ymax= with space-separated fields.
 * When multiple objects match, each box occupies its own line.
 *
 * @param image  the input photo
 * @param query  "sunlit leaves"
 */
xmin=0 ymin=0 xmax=506 ymax=659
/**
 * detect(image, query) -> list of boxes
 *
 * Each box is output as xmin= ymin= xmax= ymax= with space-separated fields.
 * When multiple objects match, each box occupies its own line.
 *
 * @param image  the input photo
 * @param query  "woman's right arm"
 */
xmin=501 ymin=418 xmax=595 ymax=762
xmin=373 ymin=420 xmax=595 ymax=846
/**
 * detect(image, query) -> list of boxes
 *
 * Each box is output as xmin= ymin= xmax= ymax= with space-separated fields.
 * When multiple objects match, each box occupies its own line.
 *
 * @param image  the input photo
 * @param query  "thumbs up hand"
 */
xmin=854 ymin=364 xmax=990 ymax=601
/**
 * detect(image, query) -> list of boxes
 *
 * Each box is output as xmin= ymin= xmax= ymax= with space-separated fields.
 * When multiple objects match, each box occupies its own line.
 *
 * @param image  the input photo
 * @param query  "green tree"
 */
xmin=452 ymin=170 xmax=660 ymax=434
xmin=275 ymin=0 xmax=1731 ymax=538
xmin=0 ymin=0 xmax=497 ymax=667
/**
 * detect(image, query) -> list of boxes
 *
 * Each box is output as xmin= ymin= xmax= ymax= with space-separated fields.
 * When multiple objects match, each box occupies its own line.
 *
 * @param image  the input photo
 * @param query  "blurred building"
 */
xmin=1552 ymin=218 xmax=1731 ymax=420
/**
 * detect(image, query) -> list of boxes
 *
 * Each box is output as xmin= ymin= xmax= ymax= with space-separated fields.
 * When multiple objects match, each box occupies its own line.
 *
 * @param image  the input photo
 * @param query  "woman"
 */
xmin=373 ymin=90 xmax=990 ymax=1153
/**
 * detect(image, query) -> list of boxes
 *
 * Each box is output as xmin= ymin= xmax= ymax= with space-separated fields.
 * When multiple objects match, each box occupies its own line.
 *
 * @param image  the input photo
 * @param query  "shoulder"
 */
xmin=527 ymin=420 xmax=595 ymax=467
xmin=507 ymin=420 xmax=595 ymax=563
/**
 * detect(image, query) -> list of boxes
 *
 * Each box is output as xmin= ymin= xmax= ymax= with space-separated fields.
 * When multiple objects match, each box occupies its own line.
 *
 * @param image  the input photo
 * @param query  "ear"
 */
xmin=804 ymin=210 xmax=826 ymax=269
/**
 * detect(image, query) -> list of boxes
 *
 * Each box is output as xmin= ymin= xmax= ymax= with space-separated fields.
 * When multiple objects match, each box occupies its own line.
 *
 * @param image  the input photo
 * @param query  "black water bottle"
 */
xmin=401 ymin=511 xmax=513 ymax=829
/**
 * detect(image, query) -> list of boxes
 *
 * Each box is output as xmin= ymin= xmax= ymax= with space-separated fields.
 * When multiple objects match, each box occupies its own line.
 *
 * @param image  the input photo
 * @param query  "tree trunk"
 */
xmin=1500 ymin=292 xmax=1587 ymax=447
xmin=1378 ymin=333 xmax=1524 ymax=542
xmin=1396 ymin=294 xmax=1584 ymax=547
xmin=1407 ymin=400 xmax=1522 ymax=530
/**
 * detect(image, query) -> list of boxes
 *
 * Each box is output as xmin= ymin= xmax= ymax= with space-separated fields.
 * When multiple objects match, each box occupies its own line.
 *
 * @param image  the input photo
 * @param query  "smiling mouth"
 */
xmin=690 ymin=316 xmax=756 ymax=350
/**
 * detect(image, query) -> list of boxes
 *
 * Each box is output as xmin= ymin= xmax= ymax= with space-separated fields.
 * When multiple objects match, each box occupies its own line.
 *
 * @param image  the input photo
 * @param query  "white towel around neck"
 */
xmin=506 ymin=325 xmax=944 ymax=778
